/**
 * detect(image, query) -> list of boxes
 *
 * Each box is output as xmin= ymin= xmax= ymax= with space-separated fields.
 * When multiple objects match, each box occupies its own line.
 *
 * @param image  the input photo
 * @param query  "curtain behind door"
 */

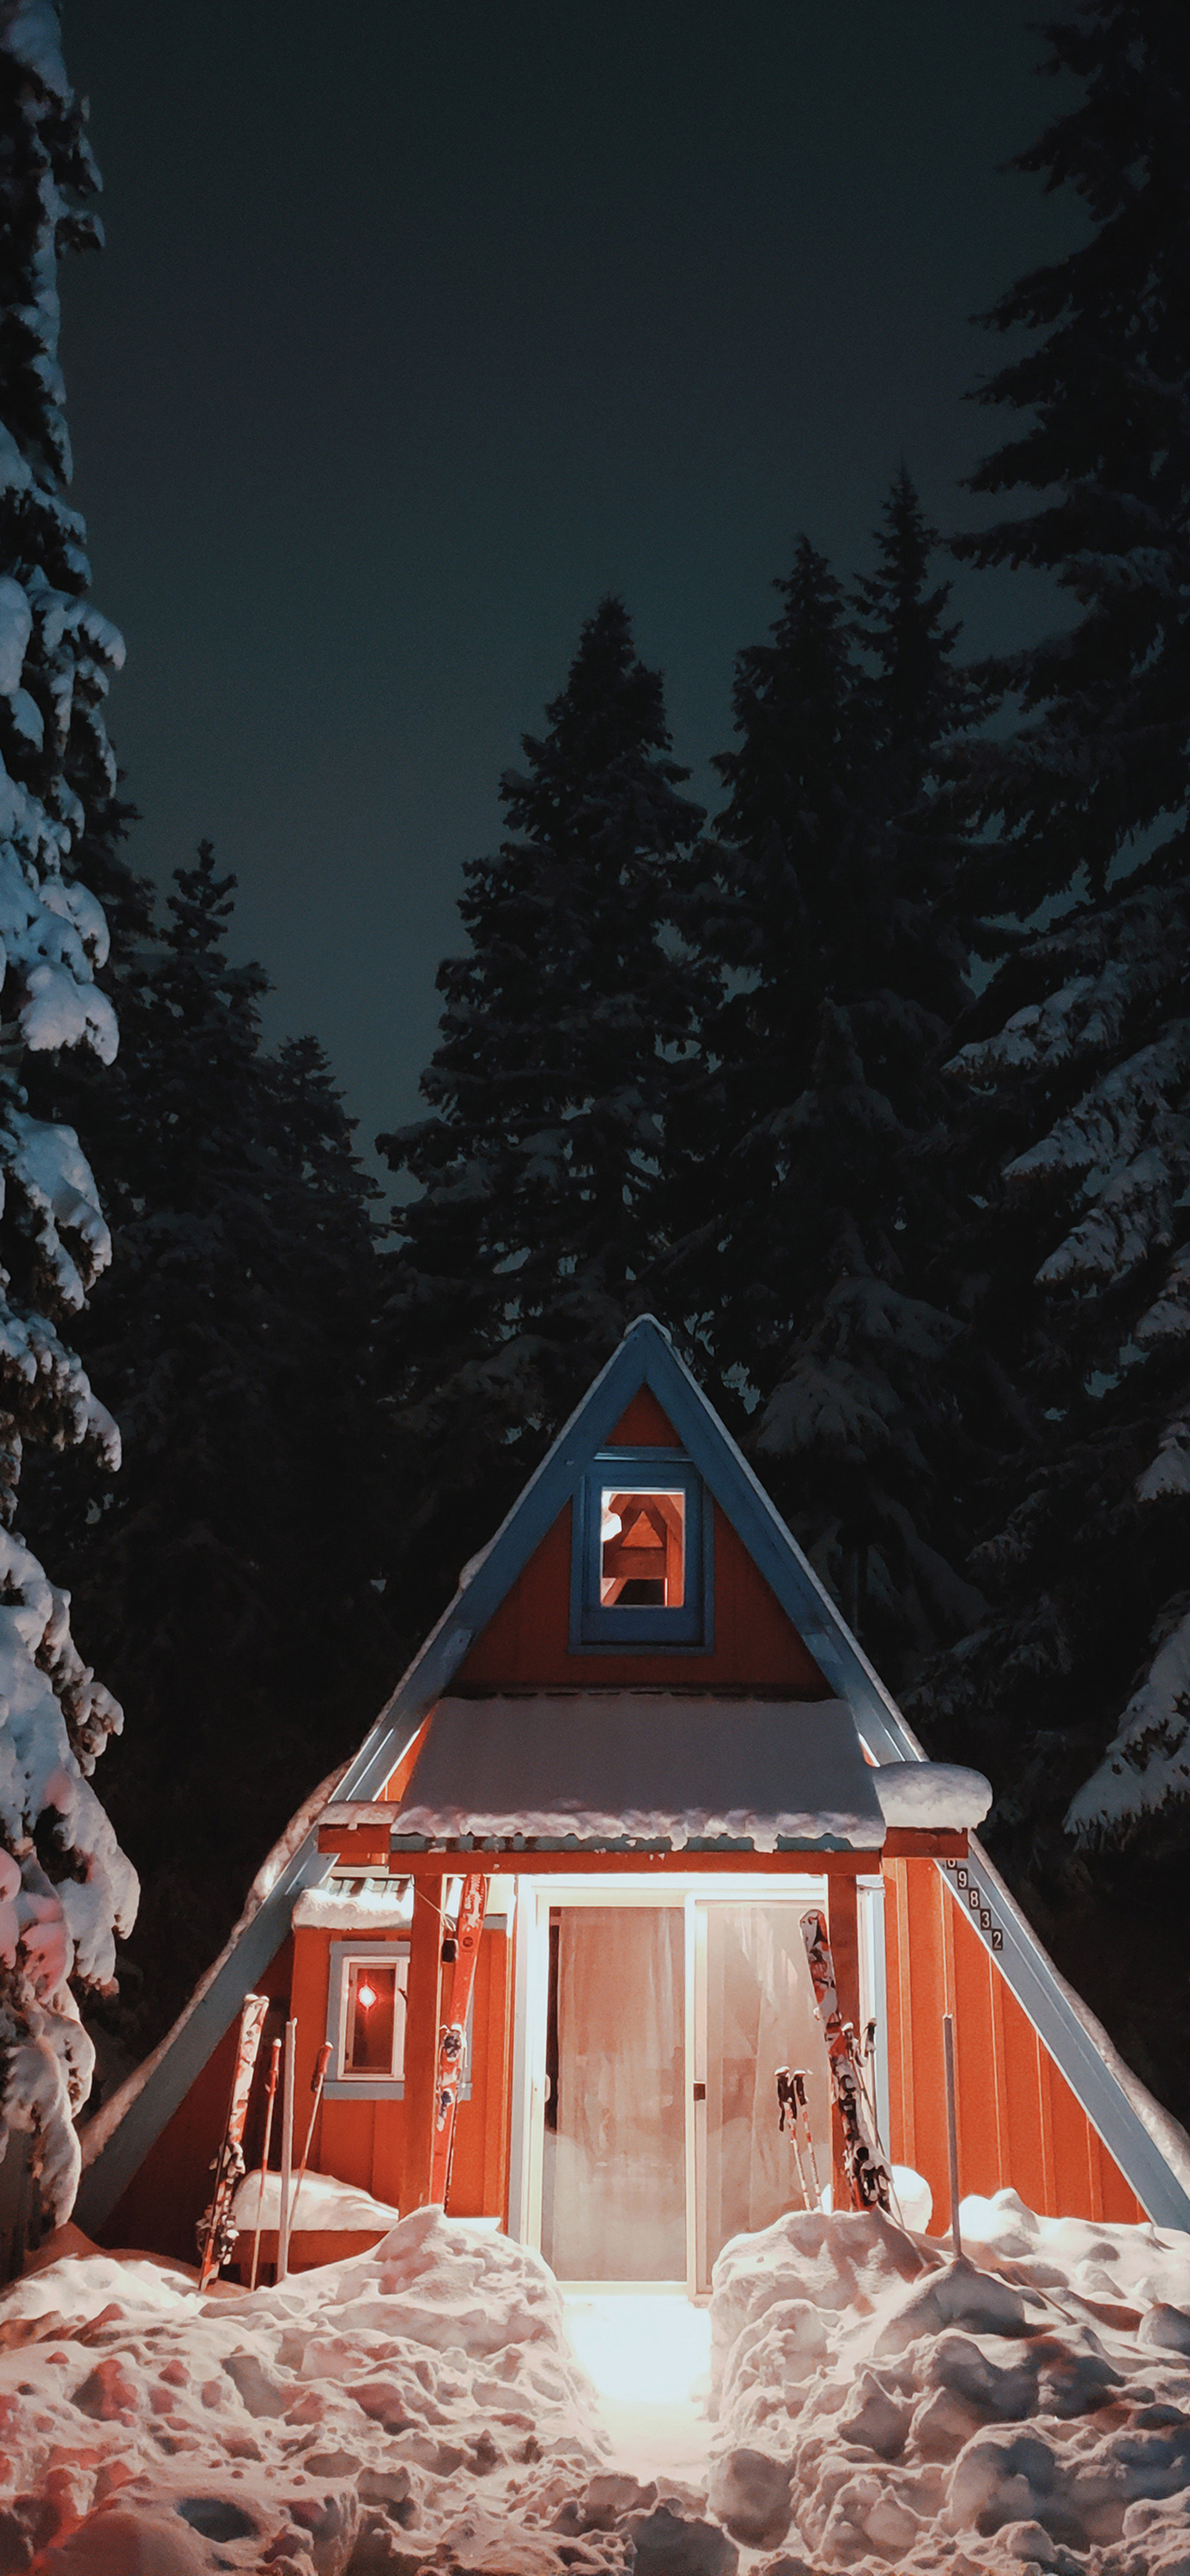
xmin=703 ymin=1902 xmax=830 ymax=2274
xmin=543 ymin=1907 xmax=685 ymax=2281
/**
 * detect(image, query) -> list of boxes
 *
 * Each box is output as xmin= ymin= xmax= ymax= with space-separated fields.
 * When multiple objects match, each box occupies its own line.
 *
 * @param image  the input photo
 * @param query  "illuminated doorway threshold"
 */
xmin=562 ymin=2287 xmax=713 ymax=2478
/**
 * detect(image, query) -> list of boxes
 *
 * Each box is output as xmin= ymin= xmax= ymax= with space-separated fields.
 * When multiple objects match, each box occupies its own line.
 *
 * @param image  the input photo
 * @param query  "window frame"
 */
xmin=323 ymin=1939 xmax=477 ymax=2104
xmin=325 ymin=1939 xmax=410 ymax=2100
xmin=569 ymin=1448 xmax=713 ymax=1650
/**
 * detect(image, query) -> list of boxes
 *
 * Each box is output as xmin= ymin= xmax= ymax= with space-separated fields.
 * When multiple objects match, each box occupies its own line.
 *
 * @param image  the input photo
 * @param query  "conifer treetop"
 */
xmin=953 ymin=0 xmax=1190 ymax=903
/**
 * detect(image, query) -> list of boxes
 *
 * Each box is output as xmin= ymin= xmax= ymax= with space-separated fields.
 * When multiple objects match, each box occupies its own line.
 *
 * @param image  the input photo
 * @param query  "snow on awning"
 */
xmin=389 ymin=1693 xmax=888 ymax=1852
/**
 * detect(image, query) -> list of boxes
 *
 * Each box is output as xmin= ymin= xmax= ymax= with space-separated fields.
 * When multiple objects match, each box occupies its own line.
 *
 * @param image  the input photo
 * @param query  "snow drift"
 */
xmin=710 ymin=2192 xmax=1190 ymax=2569
xmin=6 ymin=2195 xmax=1190 ymax=2572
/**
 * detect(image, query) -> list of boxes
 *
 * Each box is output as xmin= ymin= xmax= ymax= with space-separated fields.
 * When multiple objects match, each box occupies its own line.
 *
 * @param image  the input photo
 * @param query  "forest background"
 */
xmin=1 ymin=0 xmax=1187 ymax=2208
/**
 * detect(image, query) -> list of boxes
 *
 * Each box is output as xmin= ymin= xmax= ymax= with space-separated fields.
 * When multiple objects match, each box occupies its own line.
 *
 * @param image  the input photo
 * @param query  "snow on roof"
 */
xmin=390 ymin=1692 xmax=887 ymax=1851
xmin=292 ymin=1874 xmax=514 ymax=1930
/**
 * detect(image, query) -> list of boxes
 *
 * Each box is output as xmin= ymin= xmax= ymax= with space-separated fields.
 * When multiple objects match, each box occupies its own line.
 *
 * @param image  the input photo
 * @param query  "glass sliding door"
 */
xmin=518 ymin=1878 xmax=880 ymax=2292
xmin=541 ymin=1905 xmax=686 ymax=2281
xmin=695 ymin=1899 xmax=831 ymax=2287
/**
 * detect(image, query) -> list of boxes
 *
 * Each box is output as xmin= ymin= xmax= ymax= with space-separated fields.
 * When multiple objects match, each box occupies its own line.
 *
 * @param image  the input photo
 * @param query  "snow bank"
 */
xmin=0 ymin=2208 xmax=732 ymax=2573
xmin=9 ymin=2195 xmax=1190 ymax=2571
xmin=708 ymin=2194 xmax=1190 ymax=2566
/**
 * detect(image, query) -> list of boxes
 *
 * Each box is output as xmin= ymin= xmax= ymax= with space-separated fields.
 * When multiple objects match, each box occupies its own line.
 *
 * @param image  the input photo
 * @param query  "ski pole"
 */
xmin=276 ymin=2016 xmax=297 ymax=2284
xmin=944 ymin=2012 xmax=962 ymax=2258
xmin=777 ymin=2068 xmax=811 ymax=2207
xmin=286 ymin=2039 xmax=332 ymax=2243
xmin=248 ymin=2036 xmax=282 ymax=2293
xmin=790 ymin=2108 xmax=811 ymax=2210
xmin=792 ymin=2070 xmax=823 ymax=2209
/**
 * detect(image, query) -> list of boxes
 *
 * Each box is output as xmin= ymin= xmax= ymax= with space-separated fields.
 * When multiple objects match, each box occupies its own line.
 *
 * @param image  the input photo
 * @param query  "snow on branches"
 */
xmin=1066 ymin=1607 xmax=1190 ymax=1847
xmin=0 ymin=0 xmax=136 ymax=2221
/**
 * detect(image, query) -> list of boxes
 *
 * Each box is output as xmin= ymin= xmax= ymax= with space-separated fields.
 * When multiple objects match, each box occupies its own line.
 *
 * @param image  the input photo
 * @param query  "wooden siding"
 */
xmin=95 ymin=1921 xmax=513 ymax=2271
xmin=883 ymin=1857 xmax=1143 ymax=2230
xmin=456 ymin=1499 xmax=831 ymax=1693
xmin=293 ymin=1920 xmax=513 ymax=2236
xmin=97 ymin=1935 xmax=297 ymax=2264
xmin=610 ymin=1388 xmax=681 ymax=1445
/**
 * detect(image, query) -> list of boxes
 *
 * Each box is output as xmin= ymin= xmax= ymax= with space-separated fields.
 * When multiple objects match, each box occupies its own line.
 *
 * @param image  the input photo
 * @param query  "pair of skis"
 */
xmin=778 ymin=1907 xmax=896 ymax=2218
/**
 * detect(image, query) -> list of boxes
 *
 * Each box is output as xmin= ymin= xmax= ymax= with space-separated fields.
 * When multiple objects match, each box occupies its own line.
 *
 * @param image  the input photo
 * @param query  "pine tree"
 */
xmin=909 ymin=0 xmax=1190 ymax=2112
xmin=0 ymin=1 xmax=137 ymax=2222
xmin=30 ymin=848 xmax=392 ymax=2053
xmin=953 ymin=0 xmax=1190 ymax=914
xmin=378 ymin=598 xmax=708 ymax=1621
xmin=668 ymin=501 xmax=985 ymax=1675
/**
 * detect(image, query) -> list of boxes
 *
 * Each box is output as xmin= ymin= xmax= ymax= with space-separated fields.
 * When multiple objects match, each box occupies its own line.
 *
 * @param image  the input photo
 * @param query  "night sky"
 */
xmin=62 ymin=2 xmax=1079 ymax=1160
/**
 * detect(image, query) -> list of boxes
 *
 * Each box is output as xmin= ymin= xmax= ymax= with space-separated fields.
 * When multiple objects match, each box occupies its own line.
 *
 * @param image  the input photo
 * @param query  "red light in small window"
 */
xmin=357 ymin=1981 xmax=378 ymax=2011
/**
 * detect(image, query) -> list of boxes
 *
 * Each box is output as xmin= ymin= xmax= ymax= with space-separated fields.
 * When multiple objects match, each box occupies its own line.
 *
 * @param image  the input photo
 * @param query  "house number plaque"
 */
xmin=941 ymin=1855 xmax=1004 ymax=1950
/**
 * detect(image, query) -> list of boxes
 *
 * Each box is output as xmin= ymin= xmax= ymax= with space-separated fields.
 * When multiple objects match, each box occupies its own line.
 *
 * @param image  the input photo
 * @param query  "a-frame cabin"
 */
xmin=76 ymin=1319 xmax=1190 ymax=2282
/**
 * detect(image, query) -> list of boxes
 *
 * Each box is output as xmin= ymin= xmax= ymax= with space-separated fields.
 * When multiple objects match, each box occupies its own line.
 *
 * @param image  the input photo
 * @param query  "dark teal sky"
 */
xmin=62 ymin=1 xmax=1078 ymax=1157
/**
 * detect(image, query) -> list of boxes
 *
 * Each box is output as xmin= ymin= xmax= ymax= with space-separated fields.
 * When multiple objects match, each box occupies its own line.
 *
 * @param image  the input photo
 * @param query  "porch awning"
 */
xmin=387 ymin=1692 xmax=887 ymax=1852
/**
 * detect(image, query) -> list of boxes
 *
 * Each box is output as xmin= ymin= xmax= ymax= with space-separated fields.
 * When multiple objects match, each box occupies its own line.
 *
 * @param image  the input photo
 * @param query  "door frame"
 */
xmin=507 ymin=1872 xmax=886 ymax=2293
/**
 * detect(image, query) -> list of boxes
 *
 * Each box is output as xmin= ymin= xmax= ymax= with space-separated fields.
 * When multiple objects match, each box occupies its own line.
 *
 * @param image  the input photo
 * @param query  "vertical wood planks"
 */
xmin=879 ymin=1859 xmax=1144 ymax=2228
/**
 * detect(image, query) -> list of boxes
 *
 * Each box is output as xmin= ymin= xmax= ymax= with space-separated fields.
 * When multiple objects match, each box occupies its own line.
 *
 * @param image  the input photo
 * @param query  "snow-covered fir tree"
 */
xmin=0 ymin=0 xmax=136 ymax=2221
xmin=910 ymin=0 xmax=1190 ymax=2110
xmin=665 ymin=498 xmax=985 ymax=1676
xmin=30 ymin=848 xmax=392 ymax=2052
xmin=379 ymin=598 xmax=708 ymax=1621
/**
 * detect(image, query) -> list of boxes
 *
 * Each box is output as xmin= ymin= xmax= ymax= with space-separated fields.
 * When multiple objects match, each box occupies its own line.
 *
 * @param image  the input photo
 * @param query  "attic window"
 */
xmin=600 ymin=1489 xmax=685 ymax=1606
xmin=573 ymin=1449 xmax=710 ymax=1649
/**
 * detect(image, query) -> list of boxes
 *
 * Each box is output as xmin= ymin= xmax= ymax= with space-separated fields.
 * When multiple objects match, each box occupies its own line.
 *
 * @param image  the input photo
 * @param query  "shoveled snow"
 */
xmin=0 ymin=2208 xmax=727 ymax=2574
xmin=707 ymin=2194 xmax=1190 ymax=2564
xmin=7 ymin=2196 xmax=1190 ymax=2571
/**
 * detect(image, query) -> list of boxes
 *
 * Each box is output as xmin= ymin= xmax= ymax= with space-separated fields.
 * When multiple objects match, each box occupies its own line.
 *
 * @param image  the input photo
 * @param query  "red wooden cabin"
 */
xmin=76 ymin=1320 xmax=1190 ymax=2281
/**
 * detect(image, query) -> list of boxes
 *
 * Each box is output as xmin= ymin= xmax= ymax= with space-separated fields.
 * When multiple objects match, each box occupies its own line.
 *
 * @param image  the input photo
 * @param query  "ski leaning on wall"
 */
xmin=197 ymin=1991 xmax=269 ymax=2287
xmin=800 ymin=1908 xmax=893 ymax=2215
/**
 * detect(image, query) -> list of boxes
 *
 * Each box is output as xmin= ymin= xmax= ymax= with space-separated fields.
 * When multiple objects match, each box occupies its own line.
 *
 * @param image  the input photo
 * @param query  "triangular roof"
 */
xmin=76 ymin=1316 xmax=1190 ymax=2233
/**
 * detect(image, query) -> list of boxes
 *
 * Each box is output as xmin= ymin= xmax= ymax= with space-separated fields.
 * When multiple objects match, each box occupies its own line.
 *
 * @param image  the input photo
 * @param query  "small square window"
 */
xmin=324 ymin=1937 xmax=475 ymax=2100
xmin=325 ymin=1941 xmax=410 ymax=2097
xmin=572 ymin=1450 xmax=711 ymax=1649
xmin=343 ymin=1959 xmax=403 ymax=2077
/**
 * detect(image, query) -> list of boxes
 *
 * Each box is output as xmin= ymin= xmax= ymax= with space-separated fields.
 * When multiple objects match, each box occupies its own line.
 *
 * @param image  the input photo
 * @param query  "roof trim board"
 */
xmin=76 ymin=1315 xmax=1190 ymax=2234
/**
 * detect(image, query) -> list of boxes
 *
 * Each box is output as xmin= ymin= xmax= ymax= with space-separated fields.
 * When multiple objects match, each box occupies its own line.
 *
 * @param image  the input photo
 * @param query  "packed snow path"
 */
xmin=4 ymin=2197 xmax=1190 ymax=2569
xmin=562 ymin=2291 xmax=713 ymax=2476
